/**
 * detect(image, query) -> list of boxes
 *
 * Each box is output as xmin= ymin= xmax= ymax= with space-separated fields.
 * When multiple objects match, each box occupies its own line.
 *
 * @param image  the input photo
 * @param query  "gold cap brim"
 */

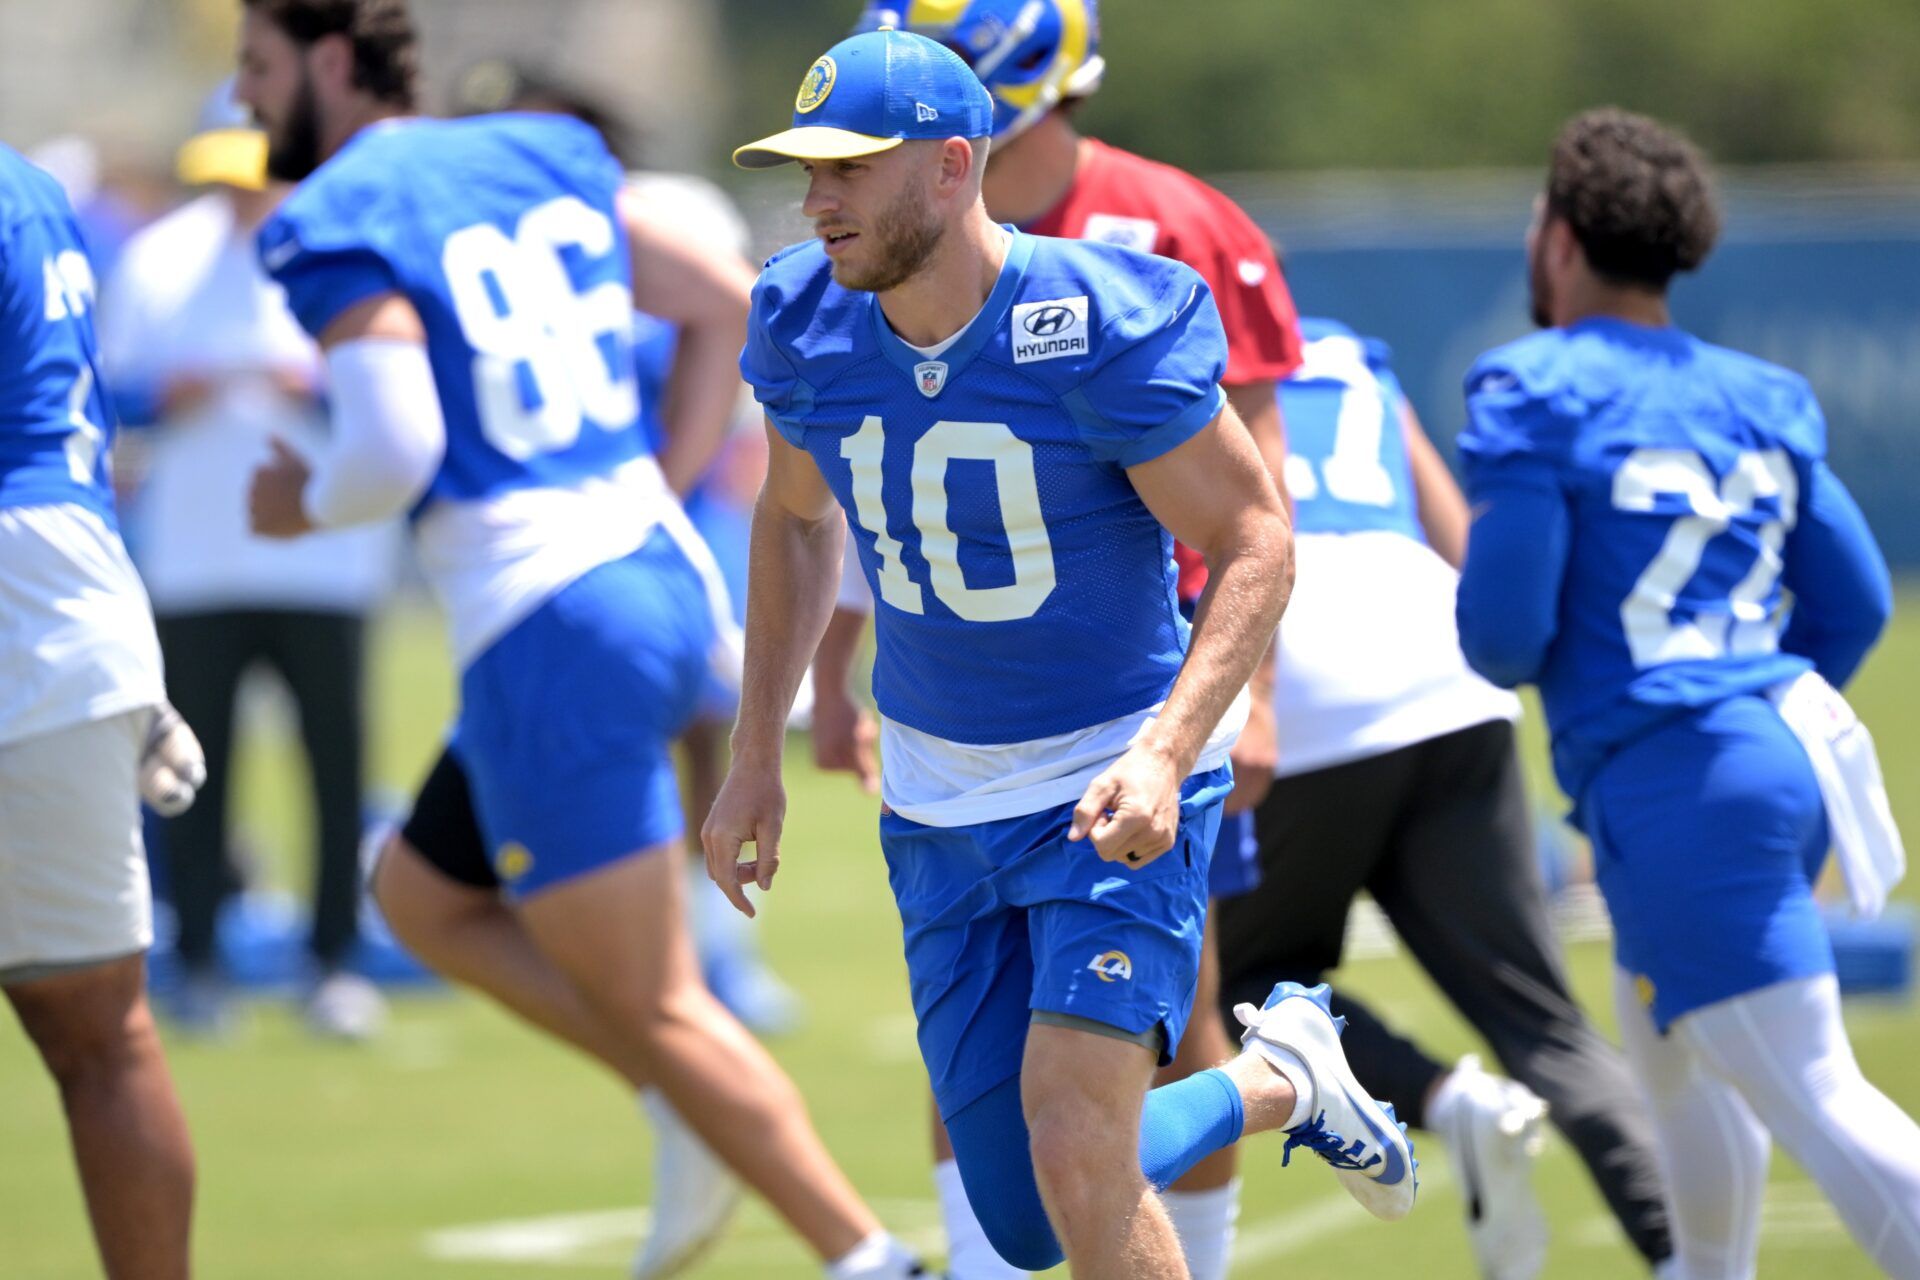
xmin=732 ymin=126 xmax=905 ymax=170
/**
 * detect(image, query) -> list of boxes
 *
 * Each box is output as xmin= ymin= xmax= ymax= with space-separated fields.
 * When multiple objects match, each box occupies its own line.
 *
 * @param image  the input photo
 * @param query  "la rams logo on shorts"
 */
xmin=796 ymin=56 xmax=836 ymax=114
xmin=1087 ymin=950 xmax=1133 ymax=983
xmin=497 ymin=841 xmax=535 ymax=882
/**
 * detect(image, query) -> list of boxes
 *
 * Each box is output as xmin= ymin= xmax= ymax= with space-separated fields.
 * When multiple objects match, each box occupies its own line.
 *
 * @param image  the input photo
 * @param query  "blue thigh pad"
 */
xmin=456 ymin=528 xmax=714 ymax=900
xmin=1586 ymin=695 xmax=1832 ymax=1031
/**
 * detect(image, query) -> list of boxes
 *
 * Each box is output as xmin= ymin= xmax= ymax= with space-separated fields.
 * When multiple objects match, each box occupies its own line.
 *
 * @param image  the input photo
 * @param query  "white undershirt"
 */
xmin=904 ymin=329 xmax=964 ymax=360
xmin=881 ymin=689 xmax=1248 ymax=828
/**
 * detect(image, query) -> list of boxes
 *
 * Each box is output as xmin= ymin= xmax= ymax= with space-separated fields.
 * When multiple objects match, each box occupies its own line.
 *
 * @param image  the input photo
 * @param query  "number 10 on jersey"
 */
xmin=841 ymin=415 xmax=1058 ymax=623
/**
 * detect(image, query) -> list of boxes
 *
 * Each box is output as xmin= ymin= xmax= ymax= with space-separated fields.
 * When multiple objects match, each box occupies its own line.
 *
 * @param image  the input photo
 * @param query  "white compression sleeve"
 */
xmin=303 ymin=338 xmax=446 ymax=528
xmin=1612 ymin=969 xmax=1769 ymax=1280
xmin=1679 ymin=975 xmax=1920 ymax=1279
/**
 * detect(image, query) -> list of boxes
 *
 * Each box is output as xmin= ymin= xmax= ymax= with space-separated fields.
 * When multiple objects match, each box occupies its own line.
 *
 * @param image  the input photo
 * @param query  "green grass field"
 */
xmin=4 ymin=590 xmax=1919 ymax=1279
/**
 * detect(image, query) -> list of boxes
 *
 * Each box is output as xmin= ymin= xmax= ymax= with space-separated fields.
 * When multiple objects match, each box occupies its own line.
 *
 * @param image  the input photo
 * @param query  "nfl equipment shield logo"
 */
xmin=915 ymin=361 xmax=948 ymax=398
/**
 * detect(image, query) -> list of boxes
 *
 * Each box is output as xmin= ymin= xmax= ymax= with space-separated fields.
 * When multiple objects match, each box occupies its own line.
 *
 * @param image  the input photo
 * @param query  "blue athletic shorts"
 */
xmin=1207 ymin=809 xmax=1260 ymax=899
xmin=453 ymin=527 xmax=714 ymax=900
xmin=883 ymin=766 xmax=1229 ymax=1120
xmin=1584 ymin=694 xmax=1832 ymax=1032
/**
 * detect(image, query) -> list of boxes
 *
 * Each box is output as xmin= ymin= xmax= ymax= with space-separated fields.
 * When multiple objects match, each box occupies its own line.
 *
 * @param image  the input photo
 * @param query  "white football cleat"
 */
xmin=1437 ymin=1057 xmax=1548 ymax=1280
xmin=632 ymin=1089 xmax=741 ymax=1280
xmin=1235 ymin=981 xmax=1418 ymax=1221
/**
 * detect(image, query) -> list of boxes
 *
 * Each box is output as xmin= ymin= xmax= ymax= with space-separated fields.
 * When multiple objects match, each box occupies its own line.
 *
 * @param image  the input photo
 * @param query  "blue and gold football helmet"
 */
xmin=853 ymin=0 xmax=1104 ymax=141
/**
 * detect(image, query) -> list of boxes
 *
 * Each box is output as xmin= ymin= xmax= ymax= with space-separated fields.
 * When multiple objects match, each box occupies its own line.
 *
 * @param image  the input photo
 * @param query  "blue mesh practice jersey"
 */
xmin=0 ymin=145 xmax=117 ymax=522
xmin=1280 ymin=318 xmax=1422 ymax=540
xmin=742 ymin=232 xmax=1228 ymax=745
xmin=258 ymin=115 xmax=646 ymax=515
xmin=1457 ymin=317 xmax=1889 ymax=796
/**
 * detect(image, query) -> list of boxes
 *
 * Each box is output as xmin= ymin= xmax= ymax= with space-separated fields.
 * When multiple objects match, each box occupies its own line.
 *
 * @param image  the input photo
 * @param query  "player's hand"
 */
xmin=811 ymin=685 xmax=879 ymax=793
xmin=1068 ymin=744 xmax=1183 ymax=870
xmin=701 ymin=764 xmax=787 ymax=918
xmin=248 ymin=437 xmax=316 ymax=539
xmin=140 ymin=702 xmax=206 ymax=817
xmin=1224 ymin=696 xmax=1277 ymax=814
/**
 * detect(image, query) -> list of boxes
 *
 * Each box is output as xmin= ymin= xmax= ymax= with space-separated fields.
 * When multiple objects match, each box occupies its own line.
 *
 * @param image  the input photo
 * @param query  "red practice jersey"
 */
xmin=1027 ymin=137 xmax=1301 ymax=601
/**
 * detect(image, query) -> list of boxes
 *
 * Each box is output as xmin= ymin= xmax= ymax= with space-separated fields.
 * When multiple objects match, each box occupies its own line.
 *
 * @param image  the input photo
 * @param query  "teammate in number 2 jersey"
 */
xmin=714 ymin=29 xmax=1411 ymax=1279
xmin=233 ymin=4 xmax=928 ymax=1277
xmin=1456 ymin=108 xmax=1920 ymax=1277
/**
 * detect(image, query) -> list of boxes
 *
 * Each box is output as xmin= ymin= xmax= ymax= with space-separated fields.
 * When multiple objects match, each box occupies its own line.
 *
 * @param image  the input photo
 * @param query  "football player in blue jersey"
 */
xmin=1457 ymin=108 xmax=1920 ymax=1278
xmin=711 ymin=28 xmax=1415 ymax=1277
xmin=1219 ymin=317 xmax=1674 ymax=1279
xmin=0 ymin=142 xmax=207 ymax=1280
xmin=232 ymin=4 xmax=928 ymax=1278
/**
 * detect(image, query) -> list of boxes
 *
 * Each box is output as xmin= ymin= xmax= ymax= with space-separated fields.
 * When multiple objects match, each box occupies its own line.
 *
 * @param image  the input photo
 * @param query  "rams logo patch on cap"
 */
xmin=796 ymin=56 xmax=837 ymax=113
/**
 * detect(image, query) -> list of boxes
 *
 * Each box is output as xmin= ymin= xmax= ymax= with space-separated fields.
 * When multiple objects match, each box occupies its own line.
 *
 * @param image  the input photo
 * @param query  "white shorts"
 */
xmin=0 ymin=709 xmax=153 ymax=983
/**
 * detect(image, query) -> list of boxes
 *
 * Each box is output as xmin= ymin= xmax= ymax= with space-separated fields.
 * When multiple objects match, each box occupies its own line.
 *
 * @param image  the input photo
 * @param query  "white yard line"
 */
xmin=1231 ymin=1165 xmax=1453 ymax=1271
xmin=421 ymin=1198 xmax=942 ymax=1268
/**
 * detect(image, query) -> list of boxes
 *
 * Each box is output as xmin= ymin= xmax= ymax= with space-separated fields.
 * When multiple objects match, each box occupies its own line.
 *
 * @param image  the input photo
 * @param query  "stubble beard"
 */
xmin=831 ymin=179 xmax=945 ymax=294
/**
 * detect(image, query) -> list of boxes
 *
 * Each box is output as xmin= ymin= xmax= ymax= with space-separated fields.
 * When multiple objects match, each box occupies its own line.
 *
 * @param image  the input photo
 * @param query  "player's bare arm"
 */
xmin=249 ymin=291 xmax=432 ymax=538
xmin=702 ymin=423 xmax=848 ymax=916
xmin=1222 ymin=378 xmax=1287 ymax=812
xmin=1402 ymin=400 xmax=1469 ymax=569
xmin=621 ymin=192 xmax=754 ymax=495
xmin=1069 ymin=404 xmax=1294 ymax=865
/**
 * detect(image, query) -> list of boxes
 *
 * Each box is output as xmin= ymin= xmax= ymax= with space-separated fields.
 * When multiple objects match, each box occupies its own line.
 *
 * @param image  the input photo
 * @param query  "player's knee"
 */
xmin=11 ymin=963 xmax=153 ymax=1088
xmin=1025 ymin=1093 xmax=1127 ymax=1225
xmin=976 ymin=1204 xmax=1065 ymax=1271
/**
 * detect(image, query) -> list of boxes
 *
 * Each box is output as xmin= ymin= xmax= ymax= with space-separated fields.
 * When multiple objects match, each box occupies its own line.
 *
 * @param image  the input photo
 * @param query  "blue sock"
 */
xmin=1140 ymin=1067 xmax=1245 ymax=1190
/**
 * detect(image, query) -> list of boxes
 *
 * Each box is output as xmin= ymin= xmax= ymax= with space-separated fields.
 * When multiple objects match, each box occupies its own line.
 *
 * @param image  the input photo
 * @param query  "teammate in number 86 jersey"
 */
xmin=258 ymin=116 xmax=652 ymax=609
xmin=237 ymin=7 xmax=936 ymax=1275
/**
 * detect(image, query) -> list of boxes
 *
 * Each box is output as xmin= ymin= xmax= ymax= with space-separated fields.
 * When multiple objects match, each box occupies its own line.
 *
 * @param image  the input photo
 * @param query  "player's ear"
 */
xmin=936 ymin=136 xmax=977 ymax=196
xmin=1545 ymin=215 xmax=1584 ymax=274
xmin=308 ymin=31 xmax=355 ymax=98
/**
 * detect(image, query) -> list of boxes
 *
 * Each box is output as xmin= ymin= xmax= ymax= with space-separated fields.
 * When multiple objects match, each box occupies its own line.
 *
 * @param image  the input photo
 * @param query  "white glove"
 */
xmin=140 ymin=702 xmax=207 ymax=818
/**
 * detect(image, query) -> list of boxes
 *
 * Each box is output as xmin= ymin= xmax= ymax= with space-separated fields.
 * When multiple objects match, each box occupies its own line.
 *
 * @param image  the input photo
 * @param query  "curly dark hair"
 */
xmin=243 ymin=0 xmax=418 ymax=109
xmin=1546 ymin=108 xmax=1720 ymax=289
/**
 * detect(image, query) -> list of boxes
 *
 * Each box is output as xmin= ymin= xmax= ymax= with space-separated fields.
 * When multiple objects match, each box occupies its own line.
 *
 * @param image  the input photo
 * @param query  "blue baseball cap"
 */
xmin=732 ymin=28 xmax=995 ymax=170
